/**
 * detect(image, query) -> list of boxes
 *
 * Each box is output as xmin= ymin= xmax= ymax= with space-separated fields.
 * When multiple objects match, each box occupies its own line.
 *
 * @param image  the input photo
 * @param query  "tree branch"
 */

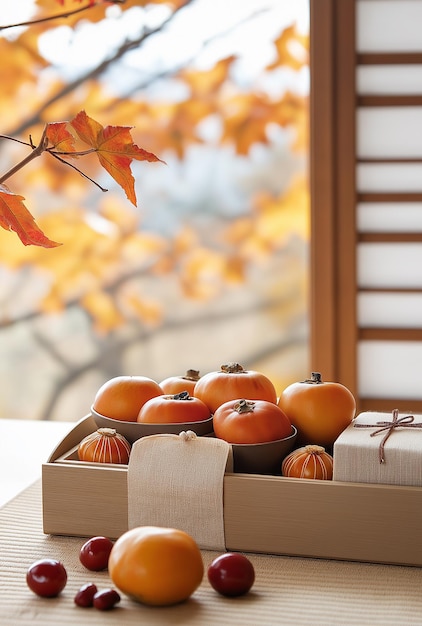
xmin=0 ymin=2 xmax=101 ymax=31
xmin=48 ymin=151 xmax=109 ymax=192
xmin=5 ymin=0 xmax=195 ymax=138
xmin=0 ymin=258 xmax=164 ymax=329
xmin=0 ymin=126 xmax=48 ymax=184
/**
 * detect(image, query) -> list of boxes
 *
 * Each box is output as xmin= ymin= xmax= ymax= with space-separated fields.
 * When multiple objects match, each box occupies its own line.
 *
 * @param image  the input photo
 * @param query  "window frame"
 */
xmin=310 ymin=0 xmax=422 ymax=412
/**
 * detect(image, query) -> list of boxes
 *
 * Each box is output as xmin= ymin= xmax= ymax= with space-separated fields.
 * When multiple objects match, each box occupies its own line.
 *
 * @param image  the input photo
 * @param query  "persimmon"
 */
xmin=213 ymin=398 xmax=292 ymax=444
xmin=137 ymin=391 xmax=210 ymax=424
xmin=92 ymin=375 xmax=163 ymax=422
xmin=278 ymin=372 xmax=356 ymax=447
xmin=159 ymin=369 xmax=201 ymax=395
xmin=108 ymin=526 xmax=204 ymax=606
xmin=194 ymin=363 xmax=277 ymax=414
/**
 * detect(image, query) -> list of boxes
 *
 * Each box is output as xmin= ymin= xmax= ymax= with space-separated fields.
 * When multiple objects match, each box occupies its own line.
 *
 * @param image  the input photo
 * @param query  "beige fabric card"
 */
xmin=127 ymin=431 xmax=233 ymax=550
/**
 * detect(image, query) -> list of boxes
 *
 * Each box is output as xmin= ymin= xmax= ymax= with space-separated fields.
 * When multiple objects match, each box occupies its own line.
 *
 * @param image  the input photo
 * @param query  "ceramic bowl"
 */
xmin=231 ymin=426 xmax=297 ymax=475
xmin=90 ymin=406 xmax=214 ymax=444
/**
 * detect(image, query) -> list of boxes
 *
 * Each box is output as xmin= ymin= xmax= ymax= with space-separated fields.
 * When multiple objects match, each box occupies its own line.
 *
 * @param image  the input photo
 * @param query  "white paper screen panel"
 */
xmin=358 ymin=341 xmax=422 ymax=399
xmin=357 ymin=108 xmax=422 ymax=158
xmin=357 ymin=163 xmax=422 ymax=192
xmin=357 ymin=203 xmax=422 ymax=232
xmin=357 ymin=0 xmax=422 ymax=52
xmin=358 ymin=293 xmax=422 ymax=328
xmin=357 ymin=66 xmax=422 ymax=95
xmin=358 ymin=243 xmax=422 ymax=289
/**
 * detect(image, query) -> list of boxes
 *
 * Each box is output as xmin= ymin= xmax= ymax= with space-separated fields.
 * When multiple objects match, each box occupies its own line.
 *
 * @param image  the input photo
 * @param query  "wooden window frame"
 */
xmin=310 ymin=0 xmax=357 ymax=391
xmin=310 ymin=0 xmax=422 ymax=412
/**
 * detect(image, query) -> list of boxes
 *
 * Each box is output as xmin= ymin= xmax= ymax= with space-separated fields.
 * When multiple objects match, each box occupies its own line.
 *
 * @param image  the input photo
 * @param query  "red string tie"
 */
xmin=353 ymin=409 xmax=422 ymax=464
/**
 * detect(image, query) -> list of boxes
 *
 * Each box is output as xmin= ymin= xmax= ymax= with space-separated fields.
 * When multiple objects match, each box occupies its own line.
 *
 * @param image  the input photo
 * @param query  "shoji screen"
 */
xmin=310 ymin=0 xmax=422 ymax=412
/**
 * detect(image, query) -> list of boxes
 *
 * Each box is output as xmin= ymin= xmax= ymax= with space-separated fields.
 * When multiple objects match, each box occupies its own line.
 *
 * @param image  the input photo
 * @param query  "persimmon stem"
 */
xmin=233 ymin=399 xmax=255 ymax=414
xmin=184 ymin=369 xmax=200 ymax=381
xmin=311 ymin=372 xmax=322 ymax=383
xmin=221 ymin=363 xmax=245 ymax=374
xmin=173 ymin=391 xmax=192 ymax=401
xmin=302 ymin=372 xmax=323 ymax=384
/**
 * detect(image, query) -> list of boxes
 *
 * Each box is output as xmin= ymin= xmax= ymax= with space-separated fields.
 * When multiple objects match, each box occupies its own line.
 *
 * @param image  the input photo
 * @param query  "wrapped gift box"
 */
xmin=42 ymin=414 xmax=422 ymax=567
xmin=333 ymin=410 xmax=422 ymax=487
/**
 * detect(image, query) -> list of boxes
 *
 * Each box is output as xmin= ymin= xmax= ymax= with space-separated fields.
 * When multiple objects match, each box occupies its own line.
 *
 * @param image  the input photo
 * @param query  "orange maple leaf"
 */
xmin=221 ymin=93 xmax=274 ymax=155
xmin=179 ymin=55 xmax=236 ymax=99
xmin=46 ymin=121 xmax=76 ymax=153
xmin=70 ymin=110 xmax=163 ymax=205
xmin=0 ymin=185 xmax=61 ymax=248
xmin=267 ymin=24 xmax=309 ymax=71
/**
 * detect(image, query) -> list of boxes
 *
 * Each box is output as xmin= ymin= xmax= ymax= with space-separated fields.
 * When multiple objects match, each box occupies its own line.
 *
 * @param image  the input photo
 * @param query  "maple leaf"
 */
xmin=179 ymin=55 xmax=236 ymax=99
xmin=136 ymin=101 xmax=212 ymax=159
xmin=45 ymin=121 xmax=76 ymax=153
xmin=70 ymin=110 xmax=163 ymax=205
xmin=267 ymin=24 xmax=309 ymax=71
xmin=221 ymin=93 xmax=275 ymax=155
xmin=0 ymin=185 xmax=61 ymax=248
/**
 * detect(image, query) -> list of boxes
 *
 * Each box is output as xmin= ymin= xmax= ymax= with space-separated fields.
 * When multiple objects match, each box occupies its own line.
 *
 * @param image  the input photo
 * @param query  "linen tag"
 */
xmin=127 ymin=431 xmax=233 ymax=550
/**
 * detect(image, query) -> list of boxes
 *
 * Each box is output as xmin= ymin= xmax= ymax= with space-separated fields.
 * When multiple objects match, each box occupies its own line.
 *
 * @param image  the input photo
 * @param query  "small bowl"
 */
xmin=90 ymin=406 xmax=214 ymax=444
xmin=231 ymin=426 xmax=297 ymax=475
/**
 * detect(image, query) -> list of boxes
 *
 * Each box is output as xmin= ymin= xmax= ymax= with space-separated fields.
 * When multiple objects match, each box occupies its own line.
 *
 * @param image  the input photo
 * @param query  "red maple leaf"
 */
xmin=0 ymin=111 xmax=162 ymax=247
xmin=45 ymin=122 xmax=76 ymax=153
xmin=0 ymin=185 xmax=61 ymax=248
xmin=70 ymin=110 xmax=163 ymax=206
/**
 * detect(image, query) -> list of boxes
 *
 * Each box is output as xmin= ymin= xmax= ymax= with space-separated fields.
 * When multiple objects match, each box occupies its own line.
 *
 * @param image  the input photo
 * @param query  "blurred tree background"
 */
xmin=0 ymin=0 xmax=309 ymax=422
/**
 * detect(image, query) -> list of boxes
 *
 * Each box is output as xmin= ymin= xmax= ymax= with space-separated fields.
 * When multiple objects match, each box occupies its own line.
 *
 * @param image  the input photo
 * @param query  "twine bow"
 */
xmin=354 ymin=409 xmax=422 ymax=464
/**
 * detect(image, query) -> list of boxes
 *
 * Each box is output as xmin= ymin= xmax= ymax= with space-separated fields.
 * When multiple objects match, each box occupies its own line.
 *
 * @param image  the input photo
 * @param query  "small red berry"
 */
xmin=93 ymin=588 xmax=121 ymax=611
xmin=26 ymin=559 xmax=67 ymax=598
xmin=208 ymin=553 xmax=255 ymax=597
xmin=74 ymin=583 xmax=98 ymax=607
xmin=79 ymin=536 xmax=114 ymax=571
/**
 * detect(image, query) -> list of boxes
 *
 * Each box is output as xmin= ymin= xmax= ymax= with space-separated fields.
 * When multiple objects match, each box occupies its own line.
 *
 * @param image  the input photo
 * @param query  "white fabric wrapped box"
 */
xmin=333 ymin=410 xmax=422 ymax=486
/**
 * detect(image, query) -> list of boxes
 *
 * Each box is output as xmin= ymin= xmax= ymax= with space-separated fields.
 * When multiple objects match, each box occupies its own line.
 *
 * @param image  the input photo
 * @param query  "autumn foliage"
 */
xmin=0 ymin=0 xmax=309 ymax=421
xmin=0 ymin=110 xmax=162 ymax=246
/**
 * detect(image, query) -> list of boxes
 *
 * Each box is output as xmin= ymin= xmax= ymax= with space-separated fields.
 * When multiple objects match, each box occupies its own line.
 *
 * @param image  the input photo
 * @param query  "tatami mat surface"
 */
xmin=1 ymin=481 xmax=422 ymax=625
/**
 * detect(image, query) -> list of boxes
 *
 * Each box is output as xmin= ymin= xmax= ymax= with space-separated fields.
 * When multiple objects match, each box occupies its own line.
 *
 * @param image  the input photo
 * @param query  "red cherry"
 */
xmin=26 ymin=559 xmax=67 ymax=597
xmin=74 ymin=582 xmax=98 ymax=607
xmin=207 ymin=553 xmax=255 ymax=597
xmin=79 ymin=536 xmax=114 ymax=571
xmin=93 ymin=588 xmax=121 ymax=611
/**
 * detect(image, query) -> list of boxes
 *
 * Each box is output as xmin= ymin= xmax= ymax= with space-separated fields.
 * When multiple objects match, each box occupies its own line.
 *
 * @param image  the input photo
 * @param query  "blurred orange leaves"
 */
xmin=0 ymin=2 xmax=309 ymax=333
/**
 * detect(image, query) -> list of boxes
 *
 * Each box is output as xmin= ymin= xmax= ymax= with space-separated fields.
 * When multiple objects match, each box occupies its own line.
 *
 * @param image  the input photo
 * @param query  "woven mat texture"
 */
xmin=1 ymin=480 xmax=422 ymax=625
